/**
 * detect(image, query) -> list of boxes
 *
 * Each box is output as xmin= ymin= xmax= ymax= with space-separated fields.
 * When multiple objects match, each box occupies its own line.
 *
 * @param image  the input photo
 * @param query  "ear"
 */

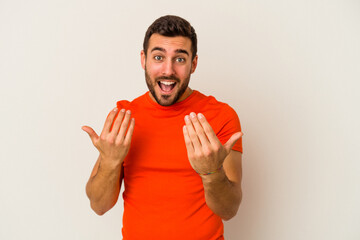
xmin=190 ymin=55 xmax=198 ymax=74
xmin=141 ymin=50 xmax=146 ymax=70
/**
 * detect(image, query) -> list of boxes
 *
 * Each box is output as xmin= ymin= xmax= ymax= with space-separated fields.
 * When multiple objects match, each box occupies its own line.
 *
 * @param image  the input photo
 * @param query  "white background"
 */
xmin=1 ymin=0 xmax=359 ymax=239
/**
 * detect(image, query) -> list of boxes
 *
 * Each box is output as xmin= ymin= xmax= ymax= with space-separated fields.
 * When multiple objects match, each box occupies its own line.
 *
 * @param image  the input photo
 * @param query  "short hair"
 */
xmin=143 ymin=15 xmax=197 ymax=60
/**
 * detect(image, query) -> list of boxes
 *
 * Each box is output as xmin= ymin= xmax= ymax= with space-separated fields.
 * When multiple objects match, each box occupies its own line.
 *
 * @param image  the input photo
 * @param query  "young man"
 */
xmin=82 ymin=15 xmax=243 ymax=240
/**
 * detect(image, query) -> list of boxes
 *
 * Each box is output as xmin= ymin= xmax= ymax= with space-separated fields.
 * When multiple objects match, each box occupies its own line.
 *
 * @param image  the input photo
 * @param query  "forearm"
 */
xmin=86 ymin=157 xmax=123 ymax=215
xmin=201 ymin=168 xmax=242 ymax=221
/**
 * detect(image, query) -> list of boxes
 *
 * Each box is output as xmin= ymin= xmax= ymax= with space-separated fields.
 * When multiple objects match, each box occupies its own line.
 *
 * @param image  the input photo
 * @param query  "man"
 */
xmin=82 ymin=15 xmax=243 ymax=240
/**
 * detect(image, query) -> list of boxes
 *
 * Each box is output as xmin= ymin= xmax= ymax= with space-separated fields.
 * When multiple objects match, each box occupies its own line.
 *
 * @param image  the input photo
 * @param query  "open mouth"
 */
xmin=158 ymin=81 xmax=177 ymax=93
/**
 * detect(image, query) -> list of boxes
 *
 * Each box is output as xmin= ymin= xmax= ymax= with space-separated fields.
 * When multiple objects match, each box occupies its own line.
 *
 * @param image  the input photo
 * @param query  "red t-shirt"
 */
xmin=117 ymin=90 xmax=242 ymax=240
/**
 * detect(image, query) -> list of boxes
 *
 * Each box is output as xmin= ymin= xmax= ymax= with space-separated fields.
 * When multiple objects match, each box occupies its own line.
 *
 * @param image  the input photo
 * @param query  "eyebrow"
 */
xmin=151 ymin=47 xmax=189 ymax=56
xmin=175 ymin=49 xmax=189 ymax=56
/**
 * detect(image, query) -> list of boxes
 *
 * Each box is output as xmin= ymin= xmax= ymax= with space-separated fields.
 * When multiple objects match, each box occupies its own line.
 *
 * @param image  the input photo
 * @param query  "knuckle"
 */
xmin=120 ymin=122 xmax=129 ymax=129
xmin=124 ymin=142 xmax=130 ymax=149
xmin=116 ymin=138 xmax=124 ymax=145
xmin=213 ymin=146 xmax=220 ymax=153
xmin=213 ymin=143 xmax=221 ymax=152
xmin=189 ymin=132 xmax=198 ymax=138
xmin=203 ymin=148 xmax=212 ymax=157
xmin=122 ymin=140 xmax=129 ymax=147
xmin=100 ymin=135 xmax=106 ymax=141
xmin=195 ymin=128 xmax=203 ymax=135
xmin=194 ymin=152 xmax=203 ymax=159
xmin=93 ymin=141 xmax=99 ymax=148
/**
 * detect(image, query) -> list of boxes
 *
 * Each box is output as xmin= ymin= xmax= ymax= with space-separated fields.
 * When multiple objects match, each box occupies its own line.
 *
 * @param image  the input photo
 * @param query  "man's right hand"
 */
xmin=82 ymin=108 xmax=135 ymax=166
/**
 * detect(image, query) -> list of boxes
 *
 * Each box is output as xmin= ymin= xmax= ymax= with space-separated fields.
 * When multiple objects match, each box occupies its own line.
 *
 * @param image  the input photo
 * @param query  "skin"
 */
xmin=183 ymin=113 xmax=243 ymax=220
xmin=82 ymin=109 xmax=134 ymax=215
xmin=83 ymin=33 xmax=243 ymax=220
xmin=141 ymin=34 xmax=197 ymax=106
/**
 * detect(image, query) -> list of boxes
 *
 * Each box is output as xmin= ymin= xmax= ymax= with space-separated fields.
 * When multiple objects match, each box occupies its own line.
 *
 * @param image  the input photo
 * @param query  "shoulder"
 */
xmin=194 ymin=91 xmax=239 ymax=120
xmin=116 ymin=92 xmax=148 ymax=109
xmin=193 ymin=90 xmax=241 ymax=136
xmin=194 ymin=92 xmax=242 ymax=152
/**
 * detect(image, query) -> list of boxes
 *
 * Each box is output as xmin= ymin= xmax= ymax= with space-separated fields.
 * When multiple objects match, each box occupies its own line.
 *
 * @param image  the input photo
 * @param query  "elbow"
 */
xmin=90 ymin=202 xmax=108 ymax=216
xmin=221 ymin=209 xmax=238 ymax=221
xmin=221 ymin=202 xmax=241 ymax=221
xmin=222 ymin=193 xmax=242 ymax=221
xmin=94 ymin=209 xmax=106 ymax=216
xmin=88 ymin=193 xmax=117 ymax=216
xmin=86 ymin=184 xmax=109 ymax=216
xmin=86 ymin=192 xmax=116 ymax=216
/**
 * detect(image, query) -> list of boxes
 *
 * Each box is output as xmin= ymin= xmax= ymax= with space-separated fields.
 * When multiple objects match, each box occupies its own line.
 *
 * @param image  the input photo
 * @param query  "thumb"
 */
xmin=81 ymin=126 xmax=99 ymax=144
xmin=224 ymin=132 xmax=243 ymax=153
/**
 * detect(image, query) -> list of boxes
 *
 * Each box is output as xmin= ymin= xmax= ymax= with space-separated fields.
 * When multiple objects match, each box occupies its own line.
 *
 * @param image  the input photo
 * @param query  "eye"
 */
xmin=176 ymin=58 xmax=185 ymax=63
xmin=154 ymin=56 xmax=163 ymax=61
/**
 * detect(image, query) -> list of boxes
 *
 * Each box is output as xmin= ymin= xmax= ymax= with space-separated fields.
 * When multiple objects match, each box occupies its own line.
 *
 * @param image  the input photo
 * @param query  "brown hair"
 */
xmin=143 ymin=15 xmax=197 ymax=60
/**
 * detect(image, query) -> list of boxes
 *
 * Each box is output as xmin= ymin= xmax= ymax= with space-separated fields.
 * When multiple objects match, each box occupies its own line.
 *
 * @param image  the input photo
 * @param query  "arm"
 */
xmin=82 ymin=108 xmax=135 ymax=215
xmin=85 ymin=155 xmax=124 ymax=215
xmin=183 ymin=112 xmax=243 ymax=220
xmin=200 ymin=150 xmax=242 ymax=221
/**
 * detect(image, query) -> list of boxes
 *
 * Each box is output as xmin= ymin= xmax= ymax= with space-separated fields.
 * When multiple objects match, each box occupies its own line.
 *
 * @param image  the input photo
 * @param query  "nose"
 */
xmin=161 ymin=59 xmax=175 ymax=76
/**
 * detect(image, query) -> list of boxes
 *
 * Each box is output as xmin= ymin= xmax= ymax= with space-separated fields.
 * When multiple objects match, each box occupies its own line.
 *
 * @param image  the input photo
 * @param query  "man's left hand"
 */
xmin=183 ymin=112 xmax=243 ymax=175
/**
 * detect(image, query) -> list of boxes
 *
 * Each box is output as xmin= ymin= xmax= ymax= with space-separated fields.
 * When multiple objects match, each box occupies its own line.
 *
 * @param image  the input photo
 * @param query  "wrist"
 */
xmin=200 ymin=167 xmax=227 ymax=184
xmin=196 ymin=165 xmax=223 ymax=176
xmin=99 ymin=155 xmax=123 ymax=171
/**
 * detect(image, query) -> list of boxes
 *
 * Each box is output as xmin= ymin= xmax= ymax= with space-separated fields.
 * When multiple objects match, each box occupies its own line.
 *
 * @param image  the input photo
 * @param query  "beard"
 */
xmin=145 ymin=66 xmax=191 ymax=106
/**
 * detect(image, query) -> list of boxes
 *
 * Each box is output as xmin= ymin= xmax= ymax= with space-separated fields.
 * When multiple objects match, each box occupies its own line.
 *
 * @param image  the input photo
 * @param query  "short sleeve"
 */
xmin=216 ymin=105 xmax=243 ymax=153
xmin=107 ymin=100 xmax=131 ymax=131
xmin=117 ymin=100 xmax=131 ymax=110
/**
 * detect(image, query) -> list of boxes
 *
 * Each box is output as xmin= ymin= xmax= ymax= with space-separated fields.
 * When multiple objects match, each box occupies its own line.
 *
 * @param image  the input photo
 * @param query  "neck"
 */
xmin=177 ymin=87 xmax=193 ymax=103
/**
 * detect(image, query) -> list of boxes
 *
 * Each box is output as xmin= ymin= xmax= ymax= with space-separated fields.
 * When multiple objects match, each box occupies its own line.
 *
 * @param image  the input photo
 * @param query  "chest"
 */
xmin=123 ymin=113 xmax=190 ymax=171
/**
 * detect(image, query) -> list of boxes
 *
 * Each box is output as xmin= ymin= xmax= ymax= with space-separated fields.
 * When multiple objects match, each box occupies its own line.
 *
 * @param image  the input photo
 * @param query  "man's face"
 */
xmin=141 ymin=34 xmax=198 ymax=106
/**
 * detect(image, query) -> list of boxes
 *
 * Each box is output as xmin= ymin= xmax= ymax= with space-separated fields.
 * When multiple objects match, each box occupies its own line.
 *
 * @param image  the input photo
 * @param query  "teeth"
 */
xmin=160 ymin=81 xmax=176 ymax=85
